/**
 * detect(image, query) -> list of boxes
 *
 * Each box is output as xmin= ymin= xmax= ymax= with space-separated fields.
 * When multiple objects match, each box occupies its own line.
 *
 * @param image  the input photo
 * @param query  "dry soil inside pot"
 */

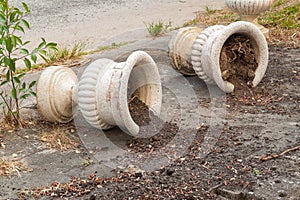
xmin=219 ymin=34 xmax=258 ymax=94
xmin=128 ymin=95 xmax=151 ymax=126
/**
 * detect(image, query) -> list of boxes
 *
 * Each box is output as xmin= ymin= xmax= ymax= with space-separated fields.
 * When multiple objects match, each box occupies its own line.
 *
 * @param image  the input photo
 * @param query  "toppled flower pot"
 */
xmin=37 ymin=51 xmax=162 ymax=136
xmin=169 ymin=21 xmax=269 ymax=93
xmin=225 ymin=0 xmax=275 ymax=38
xmin=78 ymin=51 xmax=162 ymax=136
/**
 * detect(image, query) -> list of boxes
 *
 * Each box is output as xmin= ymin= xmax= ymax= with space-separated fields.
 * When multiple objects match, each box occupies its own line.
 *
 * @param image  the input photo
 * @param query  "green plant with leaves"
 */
xmin=145 ymin=20 xmax=172 ymax=37
xmin=0 ymin=0 xmax=57 ymax=128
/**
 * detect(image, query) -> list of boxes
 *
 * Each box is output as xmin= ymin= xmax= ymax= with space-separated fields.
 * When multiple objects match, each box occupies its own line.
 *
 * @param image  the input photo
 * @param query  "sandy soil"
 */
xmin=10 ymin=0 xmax=225 ymax=50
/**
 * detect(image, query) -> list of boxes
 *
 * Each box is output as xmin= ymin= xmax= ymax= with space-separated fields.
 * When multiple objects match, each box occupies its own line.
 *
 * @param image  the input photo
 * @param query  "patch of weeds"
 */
xmin=0 ymin=158 xmax=32 ymax=176
xmin=14 ymin=41 xmax=88 ymax=74
xmin=145 ymin=20 xmax=172 ymax=37
xmin=46 ymin=41 xmax=87 ymax=65
xmin=89 ymin=41 xmax=131 ymax=54
xmin=40 ymin=129 xmax=78 ymax=151
xmin=259 ymin=2 xmax=300 ymax=29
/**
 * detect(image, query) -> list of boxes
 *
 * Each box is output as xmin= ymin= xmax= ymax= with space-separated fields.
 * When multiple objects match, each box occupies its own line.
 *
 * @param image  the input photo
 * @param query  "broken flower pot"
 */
xmin=37 ymin=51 xmax=162 ymax=136
xmin=169 ymin=21 xmax=269 ymax=93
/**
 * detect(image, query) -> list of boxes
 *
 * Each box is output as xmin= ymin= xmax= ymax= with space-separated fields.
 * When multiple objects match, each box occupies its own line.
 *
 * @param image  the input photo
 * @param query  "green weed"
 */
xmin=46 ymin=41 xmax=87 ymax=65
xmin=145 ymin=20 xmax=172 ymax=37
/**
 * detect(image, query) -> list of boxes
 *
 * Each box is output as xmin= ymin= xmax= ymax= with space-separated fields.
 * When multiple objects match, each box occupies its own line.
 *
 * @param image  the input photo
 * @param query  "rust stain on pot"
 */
xmin=106 ymin=73 xmax=115 ymax=105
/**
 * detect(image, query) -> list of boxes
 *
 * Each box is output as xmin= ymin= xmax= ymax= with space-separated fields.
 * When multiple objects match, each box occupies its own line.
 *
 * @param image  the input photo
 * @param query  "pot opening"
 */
xmin=219 ymin=33 xmax=258 ymax=93
xmin=126 ymin=62 xmax=162 ymax=137
xmin=125 ymin=62 xmax=152 ymax=127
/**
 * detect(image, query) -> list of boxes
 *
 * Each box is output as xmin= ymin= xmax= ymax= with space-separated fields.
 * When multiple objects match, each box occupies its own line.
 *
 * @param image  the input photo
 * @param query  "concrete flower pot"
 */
xmin=170 ymin=21 xmax=269 ymax=93
xmin=225 ymin=0 xmax=275 ymax=38
xmin=37 ymin=51 xmax=162 ymax=136
xmin=78 ymin=51 xmax=162 ymax=136
xmin=78 ymin=51 xmax=162 ymax=135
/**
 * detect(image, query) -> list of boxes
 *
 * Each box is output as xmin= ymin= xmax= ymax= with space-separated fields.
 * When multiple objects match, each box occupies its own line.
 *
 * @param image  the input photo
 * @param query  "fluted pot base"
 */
xmin=168 ymin=27 xmax=202 ymax=76
xmin=37 ymin=66 xmax=78 ymax=123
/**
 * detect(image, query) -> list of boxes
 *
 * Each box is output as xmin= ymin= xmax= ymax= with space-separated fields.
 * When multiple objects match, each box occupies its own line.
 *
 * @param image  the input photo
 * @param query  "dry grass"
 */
xmin=40 ymin=129 xmax=78 ymax=151
xmin=185 ymin=0 xmax=300 ymax=47
xmin=0 ymin=158 xmax=32 ymax=176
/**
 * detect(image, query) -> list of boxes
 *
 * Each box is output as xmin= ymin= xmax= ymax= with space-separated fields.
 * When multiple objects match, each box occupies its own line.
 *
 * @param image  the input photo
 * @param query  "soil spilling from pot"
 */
xmin=128 ymin=96 xmax=178 ymax=153
xmin=220 ymin=34 xmax=258 ymax=95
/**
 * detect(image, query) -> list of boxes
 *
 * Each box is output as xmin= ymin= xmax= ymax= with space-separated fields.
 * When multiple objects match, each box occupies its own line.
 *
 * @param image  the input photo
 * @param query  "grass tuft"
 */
xmin=145 ymin=20 xmax=172 ymax=37
xmin=259 ymin=1 xmax=300 ymax=29
xmin=46 ymin=41 xmax=87 ymax=65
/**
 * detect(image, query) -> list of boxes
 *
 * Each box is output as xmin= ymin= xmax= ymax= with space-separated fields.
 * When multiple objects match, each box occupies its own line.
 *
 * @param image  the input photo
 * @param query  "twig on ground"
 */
xmin=207 ymin=183 xmax=223 ymax=193
xmin=260 ymin=145 xmax=300 ymax=161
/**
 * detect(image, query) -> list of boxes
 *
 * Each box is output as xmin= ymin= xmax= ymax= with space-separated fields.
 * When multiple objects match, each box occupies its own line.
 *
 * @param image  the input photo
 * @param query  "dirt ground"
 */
xmin=0 ymin=43 xmax=296 ymax=200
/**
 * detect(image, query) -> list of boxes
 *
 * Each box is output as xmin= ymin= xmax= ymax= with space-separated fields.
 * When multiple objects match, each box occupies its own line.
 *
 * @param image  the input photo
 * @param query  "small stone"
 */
xmin=274 ymin=179 xmax=281 ymax=184
xmin=75 ymin=149 xmax=81 ymax=154
xmin=278 ymin=190 xmax=288 ymax=197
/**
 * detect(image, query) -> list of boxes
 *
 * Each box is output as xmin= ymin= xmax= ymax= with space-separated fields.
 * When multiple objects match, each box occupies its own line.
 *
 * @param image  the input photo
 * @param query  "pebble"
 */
xmin=278 ymin=190 xmax=288 ymax=197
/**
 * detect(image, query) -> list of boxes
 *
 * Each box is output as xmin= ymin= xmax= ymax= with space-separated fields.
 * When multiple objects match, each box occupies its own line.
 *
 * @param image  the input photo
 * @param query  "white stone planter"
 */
xmin=78 ymin=51 xmax=162 ymax=136
xmin=225 ymin=0 xmax=275 ymax=38
xmin=37 ymin=51 xmax=162 ymax=136
xmin=170 ymin=21 xmax=269 ymax=93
